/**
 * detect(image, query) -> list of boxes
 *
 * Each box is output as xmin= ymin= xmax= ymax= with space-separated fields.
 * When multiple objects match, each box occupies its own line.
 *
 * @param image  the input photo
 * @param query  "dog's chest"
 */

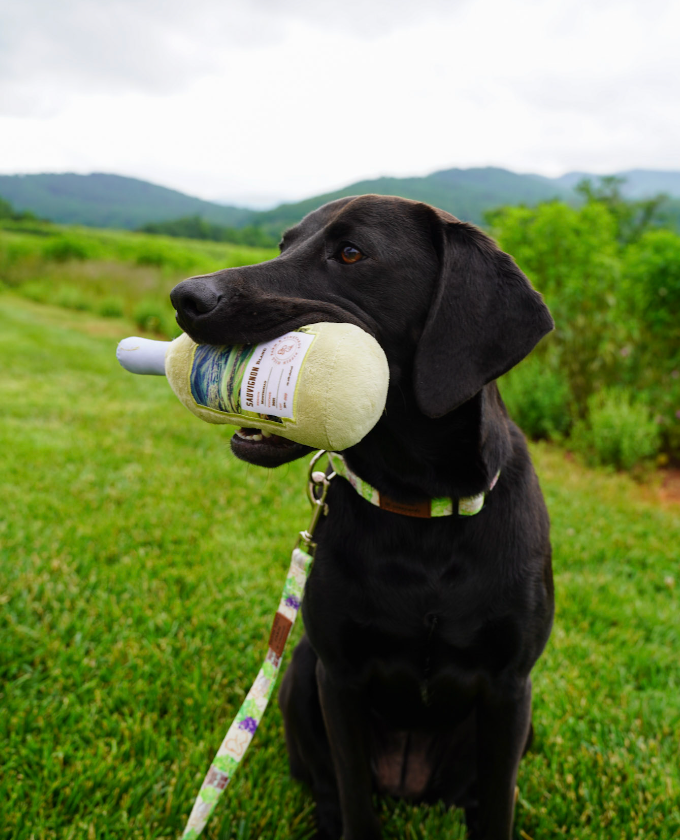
xmin=305 ymin=538 xmax=524 ymax=701
xmin=336 ymin=586 xmax=521 ymax=683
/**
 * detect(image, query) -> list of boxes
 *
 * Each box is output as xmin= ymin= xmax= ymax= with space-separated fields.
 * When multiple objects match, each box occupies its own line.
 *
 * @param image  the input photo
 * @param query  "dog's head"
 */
xmin=170 ymin=195 xmax=553 ymax=468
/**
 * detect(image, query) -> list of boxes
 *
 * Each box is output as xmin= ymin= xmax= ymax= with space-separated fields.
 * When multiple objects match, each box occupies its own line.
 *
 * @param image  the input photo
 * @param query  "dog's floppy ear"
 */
xmin=414 ymin=212 xmax=554 ymax=418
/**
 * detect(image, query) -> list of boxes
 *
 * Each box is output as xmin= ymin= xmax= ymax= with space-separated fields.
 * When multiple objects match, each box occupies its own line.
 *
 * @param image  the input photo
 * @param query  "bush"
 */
xmin=15 ymin=280 xmax=92 ymax=312
xmin=487 ymin=201 xmax=626 ymax=408
xmin=161 ymin=311 xmax=182 ymax=338
xmin=132 ymin=298 xmax=166 ymax=333
xmin=132 ymin=298 xmax=179 ymax=336
xmin=133 ymin=241 xmax=199 ymax=273
xmin=96 ymin=296 xmax=125 ymax=318
xmin=18 ymin=280 xmax=52 ymax=304
xmin=52 ymin=285 xmax=92 ymax=311
xmin=135 ymin=246 xmax=168 ymax=267
xmin=0 ymin=196 xmax=14 ymax=219
xmin=500 ymin=354 xmax=571 ymax=440
xmin=0 ymin=238 xmax=44 ymax=273
xmin=570 ymin=388 xmax=661 ymax=470
xmin=0 ymin=194 xmax=39 ymax=222
xmin=641 ymin=373 xmax=680 ymax=459
xmin=138 ymin=215 xmax=277 ymax=248
xmin=622 ymin=229 xmax=680 ymax=351
xmin=43 ymin=236 xmax=92 ymax=262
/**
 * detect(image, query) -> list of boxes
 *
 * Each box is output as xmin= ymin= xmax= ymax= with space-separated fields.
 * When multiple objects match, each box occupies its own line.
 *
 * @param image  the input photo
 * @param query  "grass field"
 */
xmin=0 ymin=221 xmax=276 ymax=338
xmin=1 ymin=293 xmax=679 ymax=840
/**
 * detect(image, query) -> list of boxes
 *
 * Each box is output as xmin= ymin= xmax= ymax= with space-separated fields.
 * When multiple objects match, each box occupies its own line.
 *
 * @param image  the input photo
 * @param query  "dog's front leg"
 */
xmin=474 ymin=678 xmax=532 ymax=840
xmin=316 ymin=660 xmax=382 ymax=840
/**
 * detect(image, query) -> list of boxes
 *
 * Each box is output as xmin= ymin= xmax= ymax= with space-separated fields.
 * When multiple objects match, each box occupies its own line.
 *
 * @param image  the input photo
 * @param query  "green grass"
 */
xmin=1 ymin=294 xmax=679 ymax=839
xmin=0 ymin=220 xmax=277 ymax=338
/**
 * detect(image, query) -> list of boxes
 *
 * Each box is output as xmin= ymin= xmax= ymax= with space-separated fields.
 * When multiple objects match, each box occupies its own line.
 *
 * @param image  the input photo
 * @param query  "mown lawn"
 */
xmin=1 ymin=293 xmax=678 ymax=840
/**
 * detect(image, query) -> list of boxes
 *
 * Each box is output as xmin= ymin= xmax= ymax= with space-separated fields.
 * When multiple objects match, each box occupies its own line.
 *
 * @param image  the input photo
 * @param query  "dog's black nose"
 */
xmin=170 ymin=278 xmax=220 ymax=320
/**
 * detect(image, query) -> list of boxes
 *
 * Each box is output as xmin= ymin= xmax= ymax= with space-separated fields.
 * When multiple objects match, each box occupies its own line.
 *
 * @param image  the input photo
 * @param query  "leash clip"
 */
xmin=299 ymin=450 xmax=335 ymax=553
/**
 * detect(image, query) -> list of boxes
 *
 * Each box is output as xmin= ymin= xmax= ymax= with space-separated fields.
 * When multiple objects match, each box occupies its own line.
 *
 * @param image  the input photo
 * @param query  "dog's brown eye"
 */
xmin=339 ymin=244 xmax=363 ymax=264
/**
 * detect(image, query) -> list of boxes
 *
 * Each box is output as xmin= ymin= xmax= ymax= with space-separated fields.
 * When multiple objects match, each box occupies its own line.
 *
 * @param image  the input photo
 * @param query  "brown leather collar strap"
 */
xmin=378 ymin=495 xmax=432 ymax=518
xmin=327 ymin=452 xmax=499 ymax=518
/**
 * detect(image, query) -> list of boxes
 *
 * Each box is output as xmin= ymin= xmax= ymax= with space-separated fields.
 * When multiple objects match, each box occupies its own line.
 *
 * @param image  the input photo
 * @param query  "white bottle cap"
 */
xmin=116 ymin=336 xmax=169 ymax=375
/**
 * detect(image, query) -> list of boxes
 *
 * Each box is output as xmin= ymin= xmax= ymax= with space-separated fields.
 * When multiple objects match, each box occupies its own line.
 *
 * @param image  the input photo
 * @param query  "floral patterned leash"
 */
xmin=180 ymin=450 xmax=335 ymax=840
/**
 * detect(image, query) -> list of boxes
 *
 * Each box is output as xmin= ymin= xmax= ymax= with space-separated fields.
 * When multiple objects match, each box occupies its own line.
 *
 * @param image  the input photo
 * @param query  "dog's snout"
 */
xmin=170 ymin=278 xmax=220 ymax=321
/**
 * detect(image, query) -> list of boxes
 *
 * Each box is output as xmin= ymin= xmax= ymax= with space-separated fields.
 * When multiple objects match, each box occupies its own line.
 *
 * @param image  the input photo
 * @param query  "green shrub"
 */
xmin=133 ymin=298 xmax=164 ymax=333
xmin=640 ymin=373 xmax=680 ymax=459
xmin=570 ymin=388 xmax=661 ymax=470
xmin=161 ymin=310 xmax=182 ymax=338
xmin=487 ymin=201 xmax=626 ymax=408
xmin=18 ymin=280 xmax=52 ymax=304
xmin=16 ymin=279 xmax=99 ymax=315
xmin=52 ymin=285 xmax=92 ymax=311
xmin=43 ymin=236 xmax=92 ymax=262
xmin=133 ymin=241 xmax=199 ymax=273
xmin=135 ymin=246 xmax=167 ymax=267
xmin=0 ymin=237 xmax=41 ymax=269
xmin=96 ymin=296 xmax=125 ymax=318
xmin=500 ymin=354 xmax=571 ymax=440
xmin=0 ymin=195 xmax=14 ymax=219
xmin=622 ymin=229 xmax=680 ymax=352
xmin=131 ymin=297 xmax=178 ymax=335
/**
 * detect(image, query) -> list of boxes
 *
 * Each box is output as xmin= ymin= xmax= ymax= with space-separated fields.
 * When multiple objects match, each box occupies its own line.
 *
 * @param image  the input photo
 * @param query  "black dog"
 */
xmin=171 ymin=196 xmax=555 ymax=840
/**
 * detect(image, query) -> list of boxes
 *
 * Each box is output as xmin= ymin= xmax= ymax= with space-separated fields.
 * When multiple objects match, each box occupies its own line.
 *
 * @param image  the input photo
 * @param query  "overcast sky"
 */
xmin=1 ymin=0 xmax=678 ymax=207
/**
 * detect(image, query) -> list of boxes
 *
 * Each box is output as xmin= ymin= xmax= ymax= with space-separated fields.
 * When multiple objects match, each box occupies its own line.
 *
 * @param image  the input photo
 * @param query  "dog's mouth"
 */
xmin=234 ymin=427 xmax=297 ymax=446
xmin=230 ymin=427 xmax=312 ymax=468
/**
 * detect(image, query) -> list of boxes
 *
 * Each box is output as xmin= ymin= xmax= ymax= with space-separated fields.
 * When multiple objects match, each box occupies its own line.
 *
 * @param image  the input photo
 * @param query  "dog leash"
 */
xmin=180 ymin=450 xmax=335 ymax=840
xmin=179 ymin=451 xmax=499 ymax=838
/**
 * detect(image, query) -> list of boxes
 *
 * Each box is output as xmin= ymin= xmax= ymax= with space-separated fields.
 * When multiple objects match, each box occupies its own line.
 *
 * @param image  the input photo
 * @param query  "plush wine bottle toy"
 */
xmin=116 ymin=323 xmax=389 ymax=451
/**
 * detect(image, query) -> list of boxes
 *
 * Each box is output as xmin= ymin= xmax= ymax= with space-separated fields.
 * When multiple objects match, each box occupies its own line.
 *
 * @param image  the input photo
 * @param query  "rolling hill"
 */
xmin=249 ymin=167 xmax=571 ymax=235
xmin=548 ymin=169 xmax=680 ymax=198
xmin=1 ymin=167 xmax=679 ymax=237
xmin=0 ymin=172 xmax=253 ymax=230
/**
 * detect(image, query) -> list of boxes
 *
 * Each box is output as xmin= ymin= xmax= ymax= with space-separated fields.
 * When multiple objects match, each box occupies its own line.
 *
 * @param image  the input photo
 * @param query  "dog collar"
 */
xmin=327 ymin=452 xmax=499 ymax=518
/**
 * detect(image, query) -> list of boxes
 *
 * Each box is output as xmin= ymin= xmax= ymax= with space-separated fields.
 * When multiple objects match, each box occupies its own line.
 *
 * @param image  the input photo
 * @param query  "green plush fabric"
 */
xmin=164 ymin=323 xmax=389 ymax=451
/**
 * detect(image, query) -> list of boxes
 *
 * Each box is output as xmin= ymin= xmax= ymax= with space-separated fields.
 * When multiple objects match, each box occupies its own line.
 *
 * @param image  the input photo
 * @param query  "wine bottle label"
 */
xmin=189 ymin=329 xmax=315 ymax=424
xmin=239 ymin=331 xmax=315 ymax=420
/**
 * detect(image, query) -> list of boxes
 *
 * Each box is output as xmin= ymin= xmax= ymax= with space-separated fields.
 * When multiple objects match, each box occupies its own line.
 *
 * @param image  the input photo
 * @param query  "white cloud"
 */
xmin=0 ymin=0 xmax=678 ymax=201
xmin=0 ymin=0 xmax=467 ymax=115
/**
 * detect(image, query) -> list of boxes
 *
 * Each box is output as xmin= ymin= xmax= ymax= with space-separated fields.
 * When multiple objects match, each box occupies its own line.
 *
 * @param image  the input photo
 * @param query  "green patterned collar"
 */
xmin=327 ymin=452 xmax=499 ymax=518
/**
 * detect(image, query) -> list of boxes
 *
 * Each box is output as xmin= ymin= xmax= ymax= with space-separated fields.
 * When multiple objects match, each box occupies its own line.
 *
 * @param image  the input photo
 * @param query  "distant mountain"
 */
xmin=251 ymin=167 xmax=680 ymax=236
xmin=0 ymin=173 xmax=254 ymax=230
xmin=2 ymin=167 xmax=679 ymax=237
xmin=249 ymin=167 xmax=571 ymax=235
xmin=547 ymin=169 xmax=680 ymax=199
